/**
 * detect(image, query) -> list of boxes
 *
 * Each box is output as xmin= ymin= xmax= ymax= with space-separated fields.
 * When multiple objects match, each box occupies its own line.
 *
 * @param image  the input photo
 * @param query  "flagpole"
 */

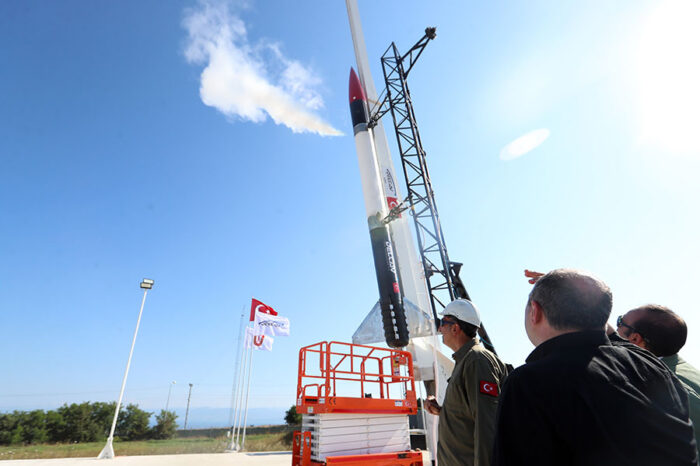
xmin=228 ymin=309 xmax=246 ymax=425
xmin=233 ymin=335 xmax=251 ymax=450
xmin=229 ymin=299 xmax=282 ymax=452
xmin=240 ymin=337 xmax=256 ymax=451
xmin=226 ymin=309 xmax=247 ymax=451
xmin=230 ymin=344 xmax=248 ymax=450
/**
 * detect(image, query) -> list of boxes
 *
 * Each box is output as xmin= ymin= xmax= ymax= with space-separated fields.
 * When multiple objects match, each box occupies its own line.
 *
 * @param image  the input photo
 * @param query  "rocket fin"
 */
xmin=352 ymin=298 xmax=435 ymax=345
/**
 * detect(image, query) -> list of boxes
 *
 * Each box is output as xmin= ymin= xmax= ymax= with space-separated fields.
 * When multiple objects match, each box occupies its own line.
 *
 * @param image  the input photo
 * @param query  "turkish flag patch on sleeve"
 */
xmin=479 ymin=381 xmax=499 ymax=397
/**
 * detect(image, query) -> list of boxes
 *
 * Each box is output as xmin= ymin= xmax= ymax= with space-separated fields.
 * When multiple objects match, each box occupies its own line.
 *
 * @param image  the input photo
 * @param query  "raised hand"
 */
xmin=524 ymin=269 xmax=544 ymax=284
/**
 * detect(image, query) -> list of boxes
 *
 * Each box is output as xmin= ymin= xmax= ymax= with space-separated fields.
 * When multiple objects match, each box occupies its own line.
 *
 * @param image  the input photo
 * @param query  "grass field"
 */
xmin=0 ymin=430 xmax=294 ymax=461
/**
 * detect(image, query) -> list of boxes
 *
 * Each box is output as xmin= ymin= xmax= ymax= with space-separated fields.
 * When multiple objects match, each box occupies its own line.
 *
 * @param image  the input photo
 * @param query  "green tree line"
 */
xmin=0 ymin=402 xmax=178 ymax=445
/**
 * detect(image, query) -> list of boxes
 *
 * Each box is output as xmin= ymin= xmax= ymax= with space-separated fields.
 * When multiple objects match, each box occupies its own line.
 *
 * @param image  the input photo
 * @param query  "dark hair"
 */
xmin=630 ymin=304 xmax=687 ymax=357
xmin=529 ymin=269 xmax=612 ymax=330
xmin=454 ymin=319 xmax=478 ymax=339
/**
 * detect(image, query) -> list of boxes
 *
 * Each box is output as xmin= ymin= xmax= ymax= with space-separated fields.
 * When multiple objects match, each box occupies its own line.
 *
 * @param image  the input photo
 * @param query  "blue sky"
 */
xmin=2 ymin=0 xmax=699 ymax=427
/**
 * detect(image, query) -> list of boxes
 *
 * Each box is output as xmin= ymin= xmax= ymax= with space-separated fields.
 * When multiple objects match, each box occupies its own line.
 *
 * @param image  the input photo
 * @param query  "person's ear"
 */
xmin=529 ymin=300 xmax=546 ymax=325
xmin=628 ymin=332 xmax=647 ymax=349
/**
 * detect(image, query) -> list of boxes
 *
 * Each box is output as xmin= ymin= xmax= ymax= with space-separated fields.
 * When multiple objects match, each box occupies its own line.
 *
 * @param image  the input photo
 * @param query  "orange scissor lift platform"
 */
xmin=292 ymin=341 xmax=423 ymax=466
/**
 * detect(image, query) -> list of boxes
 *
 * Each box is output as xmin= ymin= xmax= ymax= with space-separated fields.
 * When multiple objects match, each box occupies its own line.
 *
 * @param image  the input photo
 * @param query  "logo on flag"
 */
xmin=479 ymin=380 xmax=499 ymax=397
xmin=254 ymin=310 xmax=290 ymax=337
xmin=250 ymin=298 xmax=277 ymax=321
xmin=245 ymin=327 xmax=273 ymax=351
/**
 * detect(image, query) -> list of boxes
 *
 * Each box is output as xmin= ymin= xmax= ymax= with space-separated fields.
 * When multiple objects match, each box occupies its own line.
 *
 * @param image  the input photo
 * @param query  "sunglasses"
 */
xmin=616 ymin=315 xmax=642 ymax=336
xmin=440 ymin=318 xmax=457 ymax=327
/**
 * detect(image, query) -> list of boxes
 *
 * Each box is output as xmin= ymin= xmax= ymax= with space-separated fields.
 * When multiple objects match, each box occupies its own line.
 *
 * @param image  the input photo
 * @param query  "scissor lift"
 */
xmin=292 ymin=341 xmax=423 ymax=466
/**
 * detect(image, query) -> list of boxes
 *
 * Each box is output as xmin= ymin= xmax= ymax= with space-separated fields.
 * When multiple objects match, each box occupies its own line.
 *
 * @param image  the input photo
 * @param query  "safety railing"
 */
xmin=296 ymin=341 xmax=416 ymax=415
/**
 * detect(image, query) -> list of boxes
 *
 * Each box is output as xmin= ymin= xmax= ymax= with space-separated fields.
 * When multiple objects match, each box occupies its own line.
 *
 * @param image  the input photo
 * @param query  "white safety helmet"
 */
xmin=439 ymin=299 xmax=481 ymax=328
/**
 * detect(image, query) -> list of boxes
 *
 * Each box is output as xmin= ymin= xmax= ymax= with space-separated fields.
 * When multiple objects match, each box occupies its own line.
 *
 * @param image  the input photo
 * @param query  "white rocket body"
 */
xmin=345 ymin=0 xmax=434 ymax=317
xmin=352 ymin=97 xmax=388 ymax=223
xmin=350 ymin=69 xmax=409 ymax=349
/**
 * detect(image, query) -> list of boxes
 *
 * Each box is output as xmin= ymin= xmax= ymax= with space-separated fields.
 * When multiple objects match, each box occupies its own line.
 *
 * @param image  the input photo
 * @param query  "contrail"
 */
xmin=183 ymin=1 xmax=342 ymax=136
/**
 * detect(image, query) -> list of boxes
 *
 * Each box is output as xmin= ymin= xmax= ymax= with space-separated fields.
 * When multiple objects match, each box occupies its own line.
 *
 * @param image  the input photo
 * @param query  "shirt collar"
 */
xmin=452 ymin=338 xmax=478 ymax=362
xmin=661 ymin=353 xmax=680 ymax=370
xmin=526 ymin=330 xmax=610 ymax=363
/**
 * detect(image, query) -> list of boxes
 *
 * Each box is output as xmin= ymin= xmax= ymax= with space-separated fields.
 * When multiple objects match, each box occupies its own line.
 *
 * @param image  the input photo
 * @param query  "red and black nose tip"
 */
xmin=349 ymin=67 xmax=366 ymax=104
xmin=349 ymin=67 xmax=369 ymax=128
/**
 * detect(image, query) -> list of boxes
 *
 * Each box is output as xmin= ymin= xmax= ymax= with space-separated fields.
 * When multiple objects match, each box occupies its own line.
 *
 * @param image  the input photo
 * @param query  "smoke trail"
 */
xmin=183 ymin=1 xmax=342 ymax=136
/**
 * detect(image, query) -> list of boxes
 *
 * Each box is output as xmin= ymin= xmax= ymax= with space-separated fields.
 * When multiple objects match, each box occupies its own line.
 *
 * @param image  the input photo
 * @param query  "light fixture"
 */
xmin=140 ymin=279 xmax=154 ymax=289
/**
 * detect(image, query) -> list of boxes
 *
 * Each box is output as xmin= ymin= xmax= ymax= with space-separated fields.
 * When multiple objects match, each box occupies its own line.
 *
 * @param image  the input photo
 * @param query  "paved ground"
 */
xmin=0 ymin=452 xmax=292 ymax=466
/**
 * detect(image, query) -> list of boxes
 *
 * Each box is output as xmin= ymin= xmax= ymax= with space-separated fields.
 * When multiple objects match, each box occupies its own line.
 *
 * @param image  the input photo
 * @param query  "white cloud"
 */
xmin=499 ymin=129 xmax=550 ymax=160
xmin=183 ymin=1 xmax=342 ymax=136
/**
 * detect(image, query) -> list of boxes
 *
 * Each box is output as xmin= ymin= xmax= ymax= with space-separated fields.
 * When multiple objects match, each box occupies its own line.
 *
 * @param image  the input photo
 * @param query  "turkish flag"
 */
xmin=479 ymin=380 xmax=499 ymax=397
xmin=387 ymin=197 xmax=401 ymax=217
xmin=250 ymin=298 xmax=277 ymax=321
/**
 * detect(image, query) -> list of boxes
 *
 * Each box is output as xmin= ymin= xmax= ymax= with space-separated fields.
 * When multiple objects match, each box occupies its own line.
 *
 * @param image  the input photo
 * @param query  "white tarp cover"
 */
xmin=352 ymin=299 xmax=435 ymax=345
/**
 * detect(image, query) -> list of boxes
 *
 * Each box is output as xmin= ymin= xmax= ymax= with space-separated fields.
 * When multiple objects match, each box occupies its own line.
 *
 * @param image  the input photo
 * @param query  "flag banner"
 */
xmin=245 ymin=327 xmax=273 ymax=351
xmin=254 ymin=310 xmax=290 ymax=337
xmin=249 ymin=298 xmax=277 ymax=321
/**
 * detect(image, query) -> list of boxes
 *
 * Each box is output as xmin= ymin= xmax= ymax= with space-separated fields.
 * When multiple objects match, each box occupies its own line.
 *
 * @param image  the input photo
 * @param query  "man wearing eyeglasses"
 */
xmin=424 ymin=299 xmax=509 ymax=466
xmin=493 ymin=269 xmax=698 ymax=466
xmin=615 ymin=305 xmax=700 ymax=456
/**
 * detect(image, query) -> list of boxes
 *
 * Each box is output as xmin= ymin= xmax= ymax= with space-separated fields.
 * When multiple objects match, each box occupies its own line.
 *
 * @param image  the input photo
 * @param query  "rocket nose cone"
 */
xmin=349 ymin=67 xmax=366 ymax=104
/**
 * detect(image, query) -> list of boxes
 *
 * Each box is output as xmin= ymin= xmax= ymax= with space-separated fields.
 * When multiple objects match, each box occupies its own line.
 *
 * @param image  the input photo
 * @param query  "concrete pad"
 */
xmin=0 ymin=452 xmax=292 ymax=466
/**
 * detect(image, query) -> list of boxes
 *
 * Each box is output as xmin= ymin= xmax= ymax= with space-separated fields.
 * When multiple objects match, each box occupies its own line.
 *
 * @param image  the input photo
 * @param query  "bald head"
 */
xmin=529 ymin=269 xmax=612 ymax=331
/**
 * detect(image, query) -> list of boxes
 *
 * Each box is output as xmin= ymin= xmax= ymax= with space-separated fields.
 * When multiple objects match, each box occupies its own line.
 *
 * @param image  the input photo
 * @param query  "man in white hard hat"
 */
xmin=425 ymin=299 xmax=509 ymax=466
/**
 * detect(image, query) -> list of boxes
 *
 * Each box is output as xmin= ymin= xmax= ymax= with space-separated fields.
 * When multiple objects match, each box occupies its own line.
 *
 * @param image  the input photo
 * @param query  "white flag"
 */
xmin=245 ymin=327 xmax=273 ymax=351
xmin=254 ymin=310 xmax=290 ymax=337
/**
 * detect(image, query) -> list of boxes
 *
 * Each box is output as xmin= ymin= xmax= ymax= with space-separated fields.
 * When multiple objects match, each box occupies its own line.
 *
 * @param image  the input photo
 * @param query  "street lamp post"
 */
xmin=98 ymin=278 xmax=154 ymax=460
xmin=165 ymin=381 xmax=176 ymax=412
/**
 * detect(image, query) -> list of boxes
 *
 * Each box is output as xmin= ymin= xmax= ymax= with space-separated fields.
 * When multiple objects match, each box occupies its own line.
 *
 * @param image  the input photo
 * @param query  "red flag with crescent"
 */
xmin=479 ymin=380 xmax=499 ymax=397
xmin=250 ymin=298 xmax=277 ymax=321
xmin=387 ymin=197 xmax=401 ymax=218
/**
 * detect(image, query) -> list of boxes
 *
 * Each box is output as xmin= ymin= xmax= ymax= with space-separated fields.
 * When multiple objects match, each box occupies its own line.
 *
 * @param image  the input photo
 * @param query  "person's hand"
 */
xmin=425 ymin=395 xmax=441 ymax=415
xmin=524 ymin=269 xmax=544 ymax=284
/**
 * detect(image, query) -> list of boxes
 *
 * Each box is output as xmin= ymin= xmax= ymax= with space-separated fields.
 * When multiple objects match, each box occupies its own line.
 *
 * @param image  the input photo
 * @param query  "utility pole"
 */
xmin=165 ymin=381 xmax=176 ymax=412
xmin=184 ymin=383 xmax=193 ymax=429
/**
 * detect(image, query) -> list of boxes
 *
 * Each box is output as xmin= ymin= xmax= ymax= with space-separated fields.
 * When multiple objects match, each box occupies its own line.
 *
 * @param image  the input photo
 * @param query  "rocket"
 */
xmin=346 ymin=1 xmax=444 ymax=459
xmin=345 ymin=0 xmax=434 ymax=343
xmin=349 ymin=68 xmax=409 ymax=348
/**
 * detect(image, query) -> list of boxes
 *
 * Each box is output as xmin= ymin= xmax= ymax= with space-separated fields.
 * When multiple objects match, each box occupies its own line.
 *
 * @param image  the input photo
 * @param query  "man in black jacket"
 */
xmin=616 ymin=304 xmax=700 ymax=455
xmin=492 ymin=269 xmax=698 ymax=466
